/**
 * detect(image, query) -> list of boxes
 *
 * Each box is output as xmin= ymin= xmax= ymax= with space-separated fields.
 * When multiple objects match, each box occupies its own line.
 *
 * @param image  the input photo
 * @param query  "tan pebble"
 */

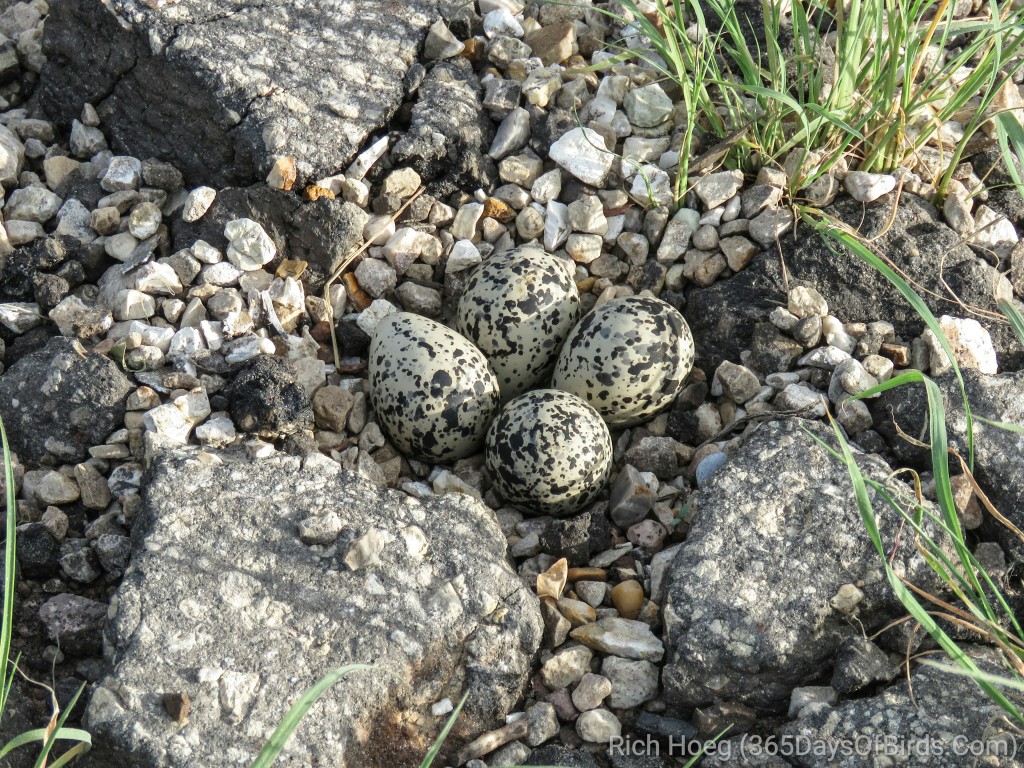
xmin=557 ymin=597 xmax=597 ymax=627
xmin=537 ymin=557 xmax=568 ymax=601
xmin=611 ymin=580 xmax=645 ymax=620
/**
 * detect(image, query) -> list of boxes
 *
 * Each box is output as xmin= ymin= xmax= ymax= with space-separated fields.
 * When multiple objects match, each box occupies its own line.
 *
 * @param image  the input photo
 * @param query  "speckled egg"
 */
xmin=486 ymin=389 xmax=613 ymax=515
xmin=369 ymin=313 xmax=500 ymax=462
xmin=551 ymin=296 xmax=694 ymax=427
xmin=456 ymin=246 xmax=581 ymax=401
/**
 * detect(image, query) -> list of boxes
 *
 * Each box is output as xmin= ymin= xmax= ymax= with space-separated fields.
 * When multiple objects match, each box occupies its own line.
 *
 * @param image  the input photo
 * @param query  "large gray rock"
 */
xmin=872 ymin=369 xmax=1024 ymax=561
xmin=40 ymin=0 xmax=452 ymax=187
xmin=83 ymin=444 xmax=542 ymax=768
xmin=662 ymin=418 xmax=949 ymax=713
xmin=684 ymin=195 xmax=1024 ymax=372
xmin=0 ymin=337 xmax=133 ymax=466
xmin=780 ymin=645 xmax=1024 ymax=767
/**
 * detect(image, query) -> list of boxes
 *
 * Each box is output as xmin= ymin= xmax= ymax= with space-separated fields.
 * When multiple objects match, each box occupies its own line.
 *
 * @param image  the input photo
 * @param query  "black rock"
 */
xmin=141 ymin=158 xmax=183 ymax=191
xmin=525 ymin=745 xmax=600 ymax=768
xmin=391 ymin=58 xmax=495 ymax=198
xmin=41 ymin=0 xmax=448 ymax=187
xmin=170 ymin=185 xmax=293 ymax=256
xmin=336 ymin=319 xmax=371 ymax=358
xmin=54 ymin=169 xmax=106 ymax=211
xmin=0 ymin=235 xmax=78 ymax=301
xmin=16 ymin=523 xmax=61 ymax=580
xmin=635 ymin=711 xmax=698 ymax=744
xmin=748 ymin=323 xmax=803 ymax=373
xmin=0 ymin=337 xmax=133 ymax=466
xmin=286 ymin=198 xmax=369 ymax=294
xmin=31 ymin=271 xmax=71 ymax=311
xmin=539 ymin=508 xmax=611 ymax=566
xmin=666 ymin=409 xmax=701 ymax=444
xmin=610 ymin=754 xmax=667 ymax=768
xmin=831 ymin=636 xmax=898 ymax=694
xmin=2 ymin=325 xmax=57 ymax=367
xmin=685 ymin=194 xmax=1024 ymax=372
xmin=227 ymin=355 xmax=313 ymax=438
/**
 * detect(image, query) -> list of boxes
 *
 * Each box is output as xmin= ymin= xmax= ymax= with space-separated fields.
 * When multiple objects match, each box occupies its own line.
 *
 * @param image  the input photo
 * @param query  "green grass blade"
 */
xmin=249 ymin=664 xmax=383 ymax=768
xmin=976 ymin=415 xmax=1024 ymax=434
xmin=994 ymin=113 xmax=1024 ymax=201
xmin=45 ymin=740 xmax=92 ymax=768
xmin=1 ymin=728 xmax=92 ymax=760
xmin=420 ymin=691 xmax=468 ymax=768
xmin=33 ymin=683 xmax=88 ymax=768
xmin=918 ymin=660 xmax=1024 ymax=692
xmin=998 ymin=298 xmax=1024 ymax=345
xmin=1 ymin=414 xmax=17 ymax=722
xmin=0 ymin=730 xmax=48 ymax=758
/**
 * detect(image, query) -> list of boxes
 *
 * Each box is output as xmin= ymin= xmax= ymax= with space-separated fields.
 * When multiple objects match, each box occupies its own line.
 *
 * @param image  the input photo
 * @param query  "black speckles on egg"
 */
xmin=485 ymin=389 xmax=613 ymax=516
xmin=456 ymin=246 xmax=581 ymax=402
xmin=368 ymin=313 xmax=500 ymax=463
xmin=551 ymin=296 xmax=695 ymax=427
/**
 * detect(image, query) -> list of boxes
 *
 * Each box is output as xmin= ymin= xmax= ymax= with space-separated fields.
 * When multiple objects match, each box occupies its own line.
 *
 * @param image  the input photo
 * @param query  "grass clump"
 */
xmin=585 ymin=0 xmax=1024 ymax=202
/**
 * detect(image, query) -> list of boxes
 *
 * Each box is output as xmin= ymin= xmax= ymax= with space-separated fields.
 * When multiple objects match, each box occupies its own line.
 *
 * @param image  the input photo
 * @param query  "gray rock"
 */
xmin=41 ymin=0 xmax=450 ymax=187
xmin=684 ymin=195 xmax=1024 ymax=372
xmin=526 ymin=745 xmax=600 ymax=768
xmin=830 ymin=636 xmax=897 ymax=693
xmin=84 ymin=445 xmax=542 ymax=767
xmin=93 ymin=534 xmax=132 ymax=577
xmin=871 ymin=369 xmax=1024 ymax=563
xmin=0 ymin=337 xmax=133 ymax=466
xmin=227 ymin=355 xmax=313 ymax=438
xmin=391 ymin=58 xmax=495 ymax=197
xmin=780 ymin=645 xmax=1024 ymax=767
xmin=39 ymin=593 xmax=107 ymax=656
xmin=60 ymin=539 xmax=103 ymax=584
xmin=662 ymin=418 xmax=952 ymax=713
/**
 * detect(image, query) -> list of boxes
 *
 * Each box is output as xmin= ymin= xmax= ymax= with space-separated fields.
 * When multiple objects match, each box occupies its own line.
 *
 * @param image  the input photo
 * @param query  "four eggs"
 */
xmin=368 ymin=245 xmax=696 ymax=515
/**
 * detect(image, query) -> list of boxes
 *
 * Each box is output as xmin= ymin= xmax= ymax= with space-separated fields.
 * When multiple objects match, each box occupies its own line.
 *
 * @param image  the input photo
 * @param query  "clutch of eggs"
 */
xmin=368 ymin=313 xmax=500 ymax=463
xmin=552 ymin=295 xmax=695 ymax=428
xmin=456 ymin=246 xmax=581 ymax=402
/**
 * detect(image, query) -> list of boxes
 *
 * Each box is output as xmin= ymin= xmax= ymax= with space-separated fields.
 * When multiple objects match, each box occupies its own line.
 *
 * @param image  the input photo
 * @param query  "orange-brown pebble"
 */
xmin=566 ymin=567 xmax=608 ymax=582
xmin=459 ymin=37 xmax=485 ymax=63
xmin=482 ymin=197 xmax=516 ymax=223
xmin=341 ymin=273 xmax=372 ymax=311
xmin=611 ymin=580 xmax=645 ymax=620
xmin=303 ymin=185 xmax=336 ymax=201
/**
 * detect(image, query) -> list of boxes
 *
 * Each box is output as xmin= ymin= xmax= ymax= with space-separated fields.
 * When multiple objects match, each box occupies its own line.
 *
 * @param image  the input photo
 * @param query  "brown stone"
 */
xmin=523 ymin=22 xmax=576 ymax=66
xmin=162 ymin=692 xmax=191 ymax=724
xmin=610 ymin=579 xmax=645 ymax=620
